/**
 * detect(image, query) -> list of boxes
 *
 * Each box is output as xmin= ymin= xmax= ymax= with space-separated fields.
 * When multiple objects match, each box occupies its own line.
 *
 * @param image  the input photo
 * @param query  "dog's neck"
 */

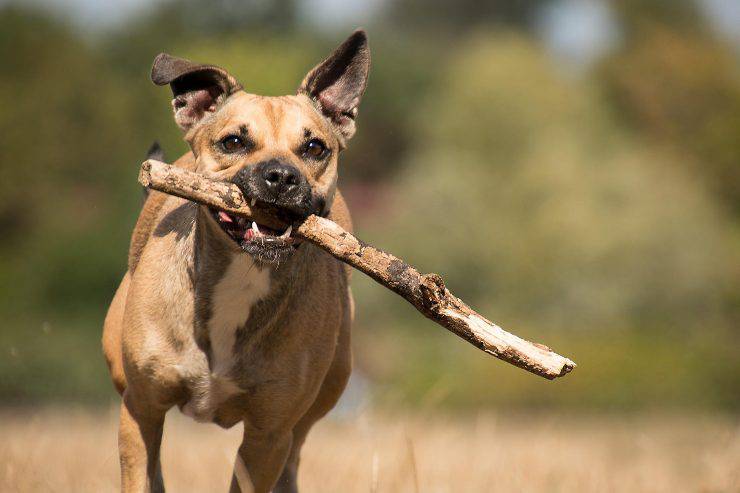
xmin=167 ymin=204 xmax=313 ymax=372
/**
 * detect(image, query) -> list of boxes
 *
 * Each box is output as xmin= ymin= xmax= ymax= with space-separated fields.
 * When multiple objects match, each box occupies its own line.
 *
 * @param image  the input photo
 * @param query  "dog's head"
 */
xmin=151 ymin=30 xmax=370 ymax=264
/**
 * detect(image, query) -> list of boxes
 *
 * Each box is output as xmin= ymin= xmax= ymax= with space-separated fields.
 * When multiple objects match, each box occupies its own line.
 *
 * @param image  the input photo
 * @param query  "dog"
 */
xmin=102 ymin=30 xmax=369 ymax=493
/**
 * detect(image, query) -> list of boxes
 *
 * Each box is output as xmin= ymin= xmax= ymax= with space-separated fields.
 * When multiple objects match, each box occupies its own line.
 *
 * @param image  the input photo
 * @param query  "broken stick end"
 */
xmin=547 ymin=358 xmax=577 ymax=380
xmin=559 ymin=359 xmax=577 ymax=377
xmin=138 ymin=160 xmax=154 ymax=188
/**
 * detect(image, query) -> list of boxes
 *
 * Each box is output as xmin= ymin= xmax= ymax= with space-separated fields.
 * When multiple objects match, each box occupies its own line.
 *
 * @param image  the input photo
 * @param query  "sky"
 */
xmin=701 ymin=0 xmax=740 ymax=45
xmin=536 ymin=0 xmax=621 ymax=71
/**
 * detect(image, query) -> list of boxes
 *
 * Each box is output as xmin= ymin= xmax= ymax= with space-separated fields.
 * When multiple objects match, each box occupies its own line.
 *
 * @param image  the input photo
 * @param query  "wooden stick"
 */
xmin=139 ymin=159 xmax=576 ymax=379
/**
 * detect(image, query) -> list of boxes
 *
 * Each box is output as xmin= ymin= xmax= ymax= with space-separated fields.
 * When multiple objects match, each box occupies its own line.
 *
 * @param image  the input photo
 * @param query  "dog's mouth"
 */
xmin=209 ymin=207 xmax=300 ymax=264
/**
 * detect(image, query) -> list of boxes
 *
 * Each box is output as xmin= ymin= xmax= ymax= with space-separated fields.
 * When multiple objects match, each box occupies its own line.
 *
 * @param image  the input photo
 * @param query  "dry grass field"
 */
xmin=1 ymin=406 xmax=738 ymax=492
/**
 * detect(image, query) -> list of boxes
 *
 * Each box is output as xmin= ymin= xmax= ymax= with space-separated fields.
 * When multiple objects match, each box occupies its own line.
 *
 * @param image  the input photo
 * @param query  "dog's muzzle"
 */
xmin=208 ymin=159 xmax=322 ymax=264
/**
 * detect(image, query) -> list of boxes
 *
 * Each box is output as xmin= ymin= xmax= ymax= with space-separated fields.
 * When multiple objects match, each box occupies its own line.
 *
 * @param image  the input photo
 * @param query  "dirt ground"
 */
xmin=1 ymin=406 xmax=738 ymax=492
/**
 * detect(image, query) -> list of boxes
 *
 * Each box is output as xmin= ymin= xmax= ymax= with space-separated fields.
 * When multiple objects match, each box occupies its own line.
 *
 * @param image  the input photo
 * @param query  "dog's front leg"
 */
xmin=229 ymin=429 xmax=293 ymax=493
xmin=118 ymin=390 xmax=167 ymax=493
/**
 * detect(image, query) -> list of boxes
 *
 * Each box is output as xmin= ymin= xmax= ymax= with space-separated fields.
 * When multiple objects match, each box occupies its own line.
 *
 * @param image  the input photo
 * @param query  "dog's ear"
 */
xmin=298 ymin=30 xmax=370 ymax=142
xmin=151 ymin=53 xmax=241 ymax=131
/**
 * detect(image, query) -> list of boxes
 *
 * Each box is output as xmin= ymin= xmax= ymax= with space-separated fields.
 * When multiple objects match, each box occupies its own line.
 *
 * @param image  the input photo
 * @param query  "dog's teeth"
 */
xmin=280 ymin=225 xmax=292 ymax=239
xmin=218 ymin=211 xmax=233 ymax=223
xmin=250 ymin=198 xmax=257 ymax=207
xmin=251 ymin=221 xmax=261 ymax=234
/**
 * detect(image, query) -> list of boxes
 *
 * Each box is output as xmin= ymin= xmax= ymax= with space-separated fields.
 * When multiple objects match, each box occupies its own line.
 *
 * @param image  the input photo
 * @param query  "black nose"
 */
xmin=261 ymin=161 xmax=301 ymax=196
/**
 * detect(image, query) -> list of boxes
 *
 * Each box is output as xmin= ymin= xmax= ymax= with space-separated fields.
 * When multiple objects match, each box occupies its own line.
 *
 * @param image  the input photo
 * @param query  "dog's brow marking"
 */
xmin=265 ymin=98 xmax=280 ymax=137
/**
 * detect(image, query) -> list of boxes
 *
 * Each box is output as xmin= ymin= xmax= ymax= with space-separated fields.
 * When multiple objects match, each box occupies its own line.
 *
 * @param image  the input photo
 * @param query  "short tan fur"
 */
xmin=103 ymin=30 xmax=369 ymax=493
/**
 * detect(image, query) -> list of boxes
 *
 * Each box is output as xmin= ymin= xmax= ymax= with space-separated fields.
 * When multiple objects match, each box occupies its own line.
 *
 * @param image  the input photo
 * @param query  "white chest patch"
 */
xmin=181 ymin=253 xmax=271 ymax=422
xmin=209 ymin=254 xmax=271 ymax=375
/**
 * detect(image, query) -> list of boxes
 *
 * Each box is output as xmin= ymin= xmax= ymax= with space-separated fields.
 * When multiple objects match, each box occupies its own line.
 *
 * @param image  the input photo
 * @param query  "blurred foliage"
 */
xmin=356 ymin=33 xmax=737 ymax=333
xmin=611 ymin=0 xmax=702 ymax=34
xmin=598 ymin=27 xmax=740 ymax=213
xmin=0 ymin=0 xmax=738 ymax=411
xmin=388 ymin=0 xmax=555 ymax=33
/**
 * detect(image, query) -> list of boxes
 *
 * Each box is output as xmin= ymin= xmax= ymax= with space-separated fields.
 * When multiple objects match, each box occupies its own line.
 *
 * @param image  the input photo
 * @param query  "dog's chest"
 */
xmin=208 ymin=254 xmax=271 ymax=374
xmin=180 ymin=254 xmax=271 ymax=422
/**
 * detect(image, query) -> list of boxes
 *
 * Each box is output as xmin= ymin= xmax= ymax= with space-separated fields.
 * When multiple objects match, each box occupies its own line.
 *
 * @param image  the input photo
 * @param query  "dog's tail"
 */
xmin=142 ymin=141 xmax=165 ymax=200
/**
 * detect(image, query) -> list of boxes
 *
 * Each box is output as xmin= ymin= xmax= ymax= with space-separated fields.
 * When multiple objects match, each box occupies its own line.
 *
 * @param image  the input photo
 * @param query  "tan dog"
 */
xmin=102 ymin=31 xmax=370 ymax=493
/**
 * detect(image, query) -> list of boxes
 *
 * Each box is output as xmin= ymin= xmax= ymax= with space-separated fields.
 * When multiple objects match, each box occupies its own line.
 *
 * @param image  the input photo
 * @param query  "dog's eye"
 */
xmin=303 ymin=138 xmax=328 ymax=159
xmin=220 ymin=135 xmax=246 ymax=153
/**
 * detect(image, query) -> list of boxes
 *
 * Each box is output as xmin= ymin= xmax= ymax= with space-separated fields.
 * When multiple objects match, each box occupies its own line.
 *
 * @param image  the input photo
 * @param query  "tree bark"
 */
xmin=139 ymin=159 xmax=576 ymax=379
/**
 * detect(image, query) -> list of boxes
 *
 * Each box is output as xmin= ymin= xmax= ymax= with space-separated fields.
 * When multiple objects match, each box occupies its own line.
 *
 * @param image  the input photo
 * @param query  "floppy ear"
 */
xmin=151 ymin=53 xmax=241 ymax=131
xmin=298 ymin=30 xmax=370 ymax=142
